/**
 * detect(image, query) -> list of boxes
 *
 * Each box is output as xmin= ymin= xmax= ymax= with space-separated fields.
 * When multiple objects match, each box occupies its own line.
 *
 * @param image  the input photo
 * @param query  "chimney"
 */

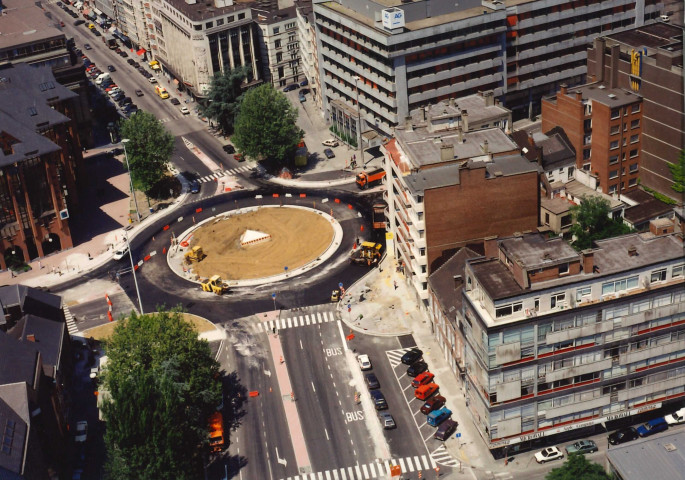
xmin=440 ymin=143 xmax=455 ymax=162
xmin=627 ymin=245 xmax=638 ymax=257
xmin=453 ymin=275 xmax=463 ymax=290
xmin=457 ymin=125 xmax=463 ymax=144
xmin=482 ymin=139 xmax=489 ymax=154
xmin=528 ymin=132 xmax=536 ymax=148
xmin=449 ymin=97 xmax=455 ymax=107
xmin=581 ymin=249 xmax=595 ymax=273
xmin=560 ymin=83 xmax=568 ymax=95
xmin=484 ymin=90 xmax=494 ymax=106
xmin=609 ymin=44 xmax=620 ymax=88
xmin=595 ymin=37 xmax=606 ymax=82
xmin=462 ymin=110 xmax=469 ymax=132
xmin=575 ymin=90 xmax=583 ymax=102
xmin=483 ymin=236 xmax=498 ymax=258
xmin=404 ymin=116 xmax=413 ymax=132
xmin=422 ymin=106 xmax=428 ymax=121
xmin=26 ymin=334 xmax=36 ymax=342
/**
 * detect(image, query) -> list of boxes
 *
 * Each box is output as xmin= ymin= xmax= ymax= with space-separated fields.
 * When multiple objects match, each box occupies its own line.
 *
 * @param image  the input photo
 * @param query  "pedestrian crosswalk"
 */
xmin=484 ymin=471 xmax=514 ymax=479
xmin=280 ymin=454 xmax=437 ymax=480
xmin=430 ymin=445 xmax=459 ymax=467
xmin=63 ymin=304 xmax=79 ymax=335
xmin=197 ymin=165 xmax=254 ymax=183
xmin=250 ymin=310 xmax=338 ymax=333
xmin=385 ymin=347 xmax=416 ymax=367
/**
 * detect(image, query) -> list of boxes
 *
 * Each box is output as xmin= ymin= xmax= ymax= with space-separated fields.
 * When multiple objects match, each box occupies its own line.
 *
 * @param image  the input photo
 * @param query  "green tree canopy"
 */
xmin=568 ymin=196 xmax=632 ymax=250
xmin=546 ymin=453 xmax=612 ymax=480
xmin=199 ymin=67 xmax=249 ymax=134
xmin=101 ymin=309 xmax=221 ymax=480
xmin=119 ymin=111 xmax=174 ymax=194
xmin=232 ymin=83 xmax=304 ymax=163
xmin=668 ymin=149 xmax=685 ymax=194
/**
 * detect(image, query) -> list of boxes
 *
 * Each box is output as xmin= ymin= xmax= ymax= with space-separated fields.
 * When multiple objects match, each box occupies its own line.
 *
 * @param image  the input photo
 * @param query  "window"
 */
xmin=651 ymin=269 xmax=666 ymax=283
xmin=238 ymin=13 xmax=245 ymax=20
xmin=630 ymin=134 xmax=639 ymax=144
xmin=495 ymin=302 xmax=523 ymax=318
xmin=610 ymin=125 xmax=620 ymax=135
xmin=276 ymin=52 xmax=283 ymax=62
xmin=609 ymin=155 xmax=619 ymax=164
xmin=273 ymin=26 xmax=280 ymax=34
xmin=610 ymin=140 xmax=619 ymax=150
xmin=630 ymin=149 xmax=638 ymax=158
xmin=275 ymin=39 xmax=281 ymax=48
xmin=551 ymin=293 xmax=566 ymax=309
xmin=611 ymin=108 xmax=620 ymax=119
xmin=194 ymin=24 xmax=202 ymax=31
xmin=673 ymin=265 xmax=684 ymax=278
xmin=631 ymin=119 xmax=640 ymax=129
xmin=559 ymin=263 xmax=569 ymax=275
xmin=560 ymin=214 xmax=572 ymax=228
xmin=628 ymin=178 xmax=637 ymax=187
xmin=631 ymin=104 xmax=641 ymax=114
xmin=583 ymin=148 xmax=591 ymax=159
xmin=628 ymin=163 xmax=638 ymax=173
xmin=205 ymin=21 xmax=213 ymax=28
xmin=227 ymin=15 xmax=234 ymax=22
xmin=609 ymin=185 xmax=618 ymax=194
xmin=576 ymin=286 xmax=591 ymax=302
xmin=609 ymin=170 xmax=618 ymax=179
xmin=534 ymin=298 xmax=540 ymax=311
xmin=544 ymin=212 xmax=550 ymax=225
xmin=602 ymin=276 xmax=639 ymax=295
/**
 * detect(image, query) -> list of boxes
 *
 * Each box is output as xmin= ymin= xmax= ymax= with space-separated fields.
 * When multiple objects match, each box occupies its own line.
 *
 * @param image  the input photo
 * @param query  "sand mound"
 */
xmin=190 ymin=207 xmax=334 ymax=280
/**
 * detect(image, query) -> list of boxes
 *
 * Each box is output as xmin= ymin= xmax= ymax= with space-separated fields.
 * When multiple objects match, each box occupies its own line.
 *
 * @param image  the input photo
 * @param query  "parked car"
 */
xmin=120 ymin=51 xmax=128 ymax=58
xmin=299 ymin=93 xmax=306 ymax=102
xmin=121 ymin=97 xmax=133 ymax=106
xmin=112 ymin=245 xmax=129 ymax=260
xmin=565 ymin=439 xmax=598 ymax=455
xmin=357 ymin=354 xmax=371 ymax=371
xmin=434 ymin=419 xmax=458 ymax=441
xmin=636 ymin=417 xmax=668 ymax=437
xmin=223 ymin=144 xmax=236 ymax=154
xmin=83 ymin=43 xmax=91 ymax=50
xmin=665 ymin=408 xmax=685 ymax=425
xmin=322 ymin=139 xmax=339 ymax=147
xmin=364 ymin=373 xmax=380 ymax=390
xmin=401 ymin=348 xmax=423 ymax=365
xmin=170 ymin=97 xmax=181 ymax=105
xmin=93 ymin=30 xmax=101 ymax=37
xmin=180 ymin=106 xmax=190 ymax=115
xmin=378 ymin=412 xmax=396 ymax=429
xmin=135 ymin=89 xmax=144 ymax=97
xmin=127 ymin=59 xmax=136 ymax=66
xmin=74 ymin=19 xmax=85 ymax=26
xmin=608 ymin=427 xmax=639 ymax=445
xmin=299 ymin=78 xmax=309 ymax=87
xmin=283 ymin=84 xmax=299 ymax=92
xmin=414 ymin=383 xmax=439 ymax=400
xmin=406 ymin=361 xmax=428 ymax=377
xmin=190 ymin=180 xmax=200 ymax=194
xmin=74 ymin=421 xmax=88 ymax=443
xmin=411 ymin=371 xmax=435 ymax=388
xmin=107 ymin=65 xmax=116 ymax=72
xmin=370 ymin=390 xmax=388 ymax=410
xmin=420 ymin=395 xmax=446 ymax=415
xmin=535 ymin=447 xmax=563 ymax=464
xmin=323 ymin=148 xmax=335 ymax=159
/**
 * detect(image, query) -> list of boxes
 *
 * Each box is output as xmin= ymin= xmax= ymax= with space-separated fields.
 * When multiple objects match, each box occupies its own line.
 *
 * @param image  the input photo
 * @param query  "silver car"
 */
xmin=378 ymin=412 xmax=396 ymax=429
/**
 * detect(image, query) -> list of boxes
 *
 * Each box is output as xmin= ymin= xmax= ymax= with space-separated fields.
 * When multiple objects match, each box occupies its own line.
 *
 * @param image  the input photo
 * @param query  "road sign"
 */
xmin=339 ymin=282 xmax=343 ymax=288
xmin=456 ymin=432 xmax=462 ymax=438
xmin=284 ymin=266 xmax=288 ymax=272
xmin=271 ymin=293 xmax=276 ymax=299
xmin=347 ymin=303 xmax=351 ymax=312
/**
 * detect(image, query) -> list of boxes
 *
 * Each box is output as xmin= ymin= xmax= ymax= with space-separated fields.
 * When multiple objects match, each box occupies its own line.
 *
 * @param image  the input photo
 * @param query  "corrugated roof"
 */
xmin=607 ymin=430 xmax=685 ymax=480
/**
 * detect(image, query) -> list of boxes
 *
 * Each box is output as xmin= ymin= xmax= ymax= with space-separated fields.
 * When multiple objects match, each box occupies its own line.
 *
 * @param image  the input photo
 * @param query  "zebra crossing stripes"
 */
xmin=430 ymin=445 xmax=459 ymax=467
xmin=385 ymin=347 xmax=416 ymax=368
xmin=63 ymin=305 xmax=79 ymax=335
xmin=197 ymin=165 xmax=253 ymax=183
xmin=484 ymin=471 xmax=514 ymax=480
xmin=251 ymin=311 xmax=337 ymax=333
xmin=280 ymin=454 xmax=436 ymax=480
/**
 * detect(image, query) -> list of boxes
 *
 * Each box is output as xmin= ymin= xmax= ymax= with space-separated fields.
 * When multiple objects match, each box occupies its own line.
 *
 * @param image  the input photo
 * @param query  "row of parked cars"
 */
xmin=534 ymin=406 xmax=685 ymax=464
xmin=357 ymin=354 xmax=395 ymax=429
xmin=83 ymin=58 xmax=139 ymax=117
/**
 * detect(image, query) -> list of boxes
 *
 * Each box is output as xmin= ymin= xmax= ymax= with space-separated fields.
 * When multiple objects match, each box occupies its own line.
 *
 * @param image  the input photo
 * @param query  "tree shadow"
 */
xmin=222 ymin=371 xmax=248 ymax=433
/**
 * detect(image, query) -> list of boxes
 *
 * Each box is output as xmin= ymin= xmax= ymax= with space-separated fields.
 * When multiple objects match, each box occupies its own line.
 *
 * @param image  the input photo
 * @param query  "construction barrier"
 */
xmin=180 ymin=241 xmax=189 ymax=247
xmin=163 ymin=225 xmax=170 ymax=231
xmin=107 ymin=311 xmax=113 ymax=322
xmin=143 ymin=255 xmax=151 ymax=262
xmin=334 ymin=198 xmax=341 ymax=203
xmin=272 ymin=193 xmax=279 ymax=198
xmin=195 ymin=207 xmax=203 ymax=213
xmin=348 ymin=204 xmax=353 ymax=209
xmin=299 ymin=193 xmax=306 ymax=198
xmin=249 ymin=391 xmax=259 ymax=397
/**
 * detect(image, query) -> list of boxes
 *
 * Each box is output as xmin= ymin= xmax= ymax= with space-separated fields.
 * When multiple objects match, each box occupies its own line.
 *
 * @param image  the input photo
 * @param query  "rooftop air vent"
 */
xmin=664 ymin=443 xmax=677 ymax=452
xmin=608 ymin=94 xmax=617 ymax=99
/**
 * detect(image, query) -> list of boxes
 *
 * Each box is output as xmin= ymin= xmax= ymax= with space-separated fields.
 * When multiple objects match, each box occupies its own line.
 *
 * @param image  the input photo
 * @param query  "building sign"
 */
xmin=489 ymin=402 xmax=662 ymax=448
xmin=382 ymin=8 xmax=405 ymax=30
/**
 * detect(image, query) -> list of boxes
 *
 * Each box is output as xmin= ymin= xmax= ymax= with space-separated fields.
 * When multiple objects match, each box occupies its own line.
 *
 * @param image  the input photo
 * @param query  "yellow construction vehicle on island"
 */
xmin=201 ymin=275 xmax=231 ymax=295
xmin=350 ymin=241 xmax=382 ymax=267
xmin=184 ymin=245 xmax=205 ymax=263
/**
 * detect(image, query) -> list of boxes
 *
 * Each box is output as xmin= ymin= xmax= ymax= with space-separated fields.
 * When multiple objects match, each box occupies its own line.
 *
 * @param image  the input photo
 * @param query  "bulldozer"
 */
xmin=201 ymin=275 xmax=231 ymax=295
xmin=350 ymin=241 xmax=382 ymax=267
xmin=184 ymin=245 xmax=206 ymax=264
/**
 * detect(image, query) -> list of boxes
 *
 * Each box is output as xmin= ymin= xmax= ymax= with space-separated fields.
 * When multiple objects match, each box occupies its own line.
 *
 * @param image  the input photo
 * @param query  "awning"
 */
xmin=173 ymin=79 xmax=179 ymax=85
xmin=82 ymin=9 xmax=89 ymax=15
xmin=93 ymin=8 xmax=102 ymax=16
xmin=136 ymin=48 xmax=146 ymax=56
xmin=183 ymin=81 xmax=194 ymax=87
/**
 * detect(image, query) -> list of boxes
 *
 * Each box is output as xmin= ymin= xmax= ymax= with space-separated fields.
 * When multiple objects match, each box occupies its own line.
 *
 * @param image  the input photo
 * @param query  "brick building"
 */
xmin=0 ymin=64 xmax=84 ymax=270
xmin=586 ymin=23 xmax=684 ymax=200
xmin=542 ymin=83 xmax=643 ymax=196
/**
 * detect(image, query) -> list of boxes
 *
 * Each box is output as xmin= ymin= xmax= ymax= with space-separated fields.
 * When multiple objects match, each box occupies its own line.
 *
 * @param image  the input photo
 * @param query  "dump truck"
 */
xmin=356 ymin=168 xmax=386 ymax=189
xmin=372 ymin=202 xmax=387 ymax=230
xmin=350 ymin=241 xmax=382 ymax=266
xmin=201 ymin=275 xmax=231 ymax=295
xmin=184 ymin=245 xmax=205 ymax=263
xmin=208 ymin=411 xmax=225 ymax=453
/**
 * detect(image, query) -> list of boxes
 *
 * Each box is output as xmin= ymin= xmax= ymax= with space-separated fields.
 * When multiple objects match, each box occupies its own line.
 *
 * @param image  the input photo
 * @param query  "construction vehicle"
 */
xmin=184 ymin=246 xmax=205 ymax=263
xmin=356 ymin=168 xmax=386 ymax=189
xmin=372 ymin=202 xmax=387 ymax=230
xmin=201 ymin=275 xmax=231 ymax=295
xmin=208 ymin=411 xmax=225 ymax=453
xmin=350 ymin=241 xmax=382 ymax=266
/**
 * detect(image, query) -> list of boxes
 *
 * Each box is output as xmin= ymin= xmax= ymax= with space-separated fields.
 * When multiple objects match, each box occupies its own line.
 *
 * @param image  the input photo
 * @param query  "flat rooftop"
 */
xmin=165 ymin=0 xmax=250 ymax=22
xmin=570 ymin=82 xmax=641 ymax=108
xmin=0 ymin=0 xmax=64 ymax=50
xmin=500 ymin=235 xmax=578 ymax=271
xmin=606 ymin=430 xmax=685 ymax=480
xmin=564 ymin=180 xmax=624 ymax=211
xmin=604 ymin=22 xmax=683 ymax=68
xmin=409 ymin=94 xmax=511 ymax=128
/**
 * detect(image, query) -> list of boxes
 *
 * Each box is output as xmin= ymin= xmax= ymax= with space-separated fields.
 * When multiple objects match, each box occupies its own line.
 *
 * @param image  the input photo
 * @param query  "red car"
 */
xmin=105 ymin=85 xmax=119 ymax=92
xmin=411 ymin=371 xmax=435 ymax=388
xmin=234 ymin=153 xmax=244 ymax=162
xmin=420 ymin=395 xmax=446 ymax=414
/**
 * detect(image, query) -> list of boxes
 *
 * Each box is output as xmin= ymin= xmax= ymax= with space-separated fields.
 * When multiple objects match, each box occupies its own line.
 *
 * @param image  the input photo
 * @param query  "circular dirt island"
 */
xmin=189 ymin=206 xmax=335 ymax=280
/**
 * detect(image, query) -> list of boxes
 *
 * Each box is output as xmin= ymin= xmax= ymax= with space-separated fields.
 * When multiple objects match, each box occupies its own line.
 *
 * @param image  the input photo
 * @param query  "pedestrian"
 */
xmin=394 ymin=280 xmax=398 ymax=290
xmin=88 ymin=252 xmax=92 ymax=260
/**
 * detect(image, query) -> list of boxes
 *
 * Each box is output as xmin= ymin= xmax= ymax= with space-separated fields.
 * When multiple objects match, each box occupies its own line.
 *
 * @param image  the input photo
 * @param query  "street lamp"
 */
xmin=353 ymin=76 xmax=363 ymax=161
xmin=121 ymin=139 xmax=141 ymax=223
xmin=124 ymin=232 xmax=144 ymax=315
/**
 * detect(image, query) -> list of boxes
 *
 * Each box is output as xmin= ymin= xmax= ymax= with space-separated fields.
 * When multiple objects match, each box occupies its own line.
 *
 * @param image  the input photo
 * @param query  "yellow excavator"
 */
xmin=184 ymin=245 xmax=206 ymax=264
xmin=201 ymin=275 xmax=231 ymax=295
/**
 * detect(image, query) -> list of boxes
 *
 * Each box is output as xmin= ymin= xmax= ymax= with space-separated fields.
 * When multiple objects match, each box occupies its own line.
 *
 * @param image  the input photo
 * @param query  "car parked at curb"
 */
xmin=364 ymin=373 xmax=380 ymax=390
xmin=378 ymin=412 xmax=396 ymax=429
xmin=565 ymin=439 xmax=598 ymax=455
xmin=636 ymin=417 xmax=668 ymax=437
xmin=370 ymin=390 xmax=387 ymax=410
xmin=283 ymin=84 xmax=299 ymax=92
xmin=401 ymin=348 xmax=423 ymax=365
xmin=608 ymin=427 xmax=639 ymax=445
xmin=665 ymin=408 xmax=685 ymax=425
xmin=434 ymin=419 xmax=458 ymax=441
xmin=74 ymin=421 xmax=88 ymax=443
xmin=112 ymin=245 xmax=129 ymax=260
xmin=420 ymin=395 xmax=446 ymax=415
xmin=223 ymin=144 xmax=236 ymax=154
xmin=406 ymin=361 xmax=428 ymax=377
xmin=357 ymin=354 xmax=371 ymax=371
xmin=322 ymin=139 xmax=339 ymax=147
xmin=535 ymin=447 xmax=563 ymax=464
xmin=170 ymin=97 xmax=181 ymax=105
xmin=411 ymin=371 xmax=435 ymax=388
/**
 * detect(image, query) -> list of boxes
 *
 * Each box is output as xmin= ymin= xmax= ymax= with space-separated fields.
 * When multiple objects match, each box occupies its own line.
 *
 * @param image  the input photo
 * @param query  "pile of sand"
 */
xmin=190 ymin=208 xmax=334 ymax=280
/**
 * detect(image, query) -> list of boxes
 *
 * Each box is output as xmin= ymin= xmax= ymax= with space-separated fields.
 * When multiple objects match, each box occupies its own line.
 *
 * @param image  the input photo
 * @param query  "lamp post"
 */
xmin=121 ymin=139 xmax=141 ymax=222
xmin=124 ymin=232 xmax=144 ymax=314
xmin=353 ymin=76 xmax=363 ymax=161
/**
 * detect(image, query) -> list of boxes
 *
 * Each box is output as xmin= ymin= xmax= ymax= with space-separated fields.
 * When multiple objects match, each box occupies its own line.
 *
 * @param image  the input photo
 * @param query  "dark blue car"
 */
xmin=636 ymin=417 xmax=668 ymax=437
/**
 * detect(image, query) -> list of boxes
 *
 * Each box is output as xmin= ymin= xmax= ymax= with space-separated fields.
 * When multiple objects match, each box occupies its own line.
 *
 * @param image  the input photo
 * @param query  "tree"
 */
xmin=118 ymin=111 xmax=174 ymax=194
xmin=568 ymin=196 xmax=632 ymax=250
xmin=668 ymin=149 xmax=685 ymax=194
xmin=232 ymin=83 xmax=304 ymax=163
xmin=101 ymin=309 xmax=221 ymax=480
xmin=198 ymin=67 xmax=249 ymax=134
xmin=546 ymin=453 xmax=612 ymax=480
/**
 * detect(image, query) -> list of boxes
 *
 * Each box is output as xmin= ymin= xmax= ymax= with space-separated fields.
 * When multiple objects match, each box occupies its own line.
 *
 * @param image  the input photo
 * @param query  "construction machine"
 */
xmin=356 ymin=168 xmax=386 ymax=189
xmin=350 ymin=241 xmax=382 ymax=267
xmin=184 ymin=245 xmax=205 ymax=263
xmin=208 ymin=411 xmax=225 ymax=453
xmin=201 ymin=275 xmax=231 ymax=295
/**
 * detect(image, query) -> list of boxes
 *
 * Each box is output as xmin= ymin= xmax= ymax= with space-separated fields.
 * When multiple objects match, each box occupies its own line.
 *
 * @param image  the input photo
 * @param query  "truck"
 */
xmin=104 ymin=33 xmax=117 ymax=50
xmin=208 ymin=411 xmax=225 ymax=453
xmin=350 ymin=241 xmax=382 ymax=267
xmin=356 ymin=168 xmax=386 ymax=189
xmin=201 ymin=275 xmax=231 ymax=295
xmin=372 ymin=202 xmax=387 ymax=230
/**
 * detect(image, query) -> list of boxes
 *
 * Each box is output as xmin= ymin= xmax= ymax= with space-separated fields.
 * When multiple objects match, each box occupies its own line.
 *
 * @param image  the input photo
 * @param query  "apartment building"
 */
xmin=586 ymin=24 xmax=684 ymax=201
xmin=459 ymin=230 xmax=685 ymax=454
xmin=254 ymin=6 xmax=302 ymax=87
xmin=542 ymin=83 xmax=643 ymax=196
xmin=295 ymin=0 xmax=321 ymax=107
xmin=384 ymin=95 xmax=536 ymax=305
xmin=150 ymin=0 xmax=261 ymax=99
xmin=313 ymin=0 xmax=664 ymax=140
xmin=0 ymin=64 xmax=84 ymax=268
xmin=94 ymin=0 xmax=118 ymax=23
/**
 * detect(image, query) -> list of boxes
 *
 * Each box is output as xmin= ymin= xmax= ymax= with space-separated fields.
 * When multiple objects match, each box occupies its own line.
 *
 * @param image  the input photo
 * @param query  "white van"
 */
xmin=74 ymin=1 xmax=84 ymax=9
xmin=148 ymin=76 xmax=158 ymax=84
xmin=95 ymin=73 xmax=110 ymax=85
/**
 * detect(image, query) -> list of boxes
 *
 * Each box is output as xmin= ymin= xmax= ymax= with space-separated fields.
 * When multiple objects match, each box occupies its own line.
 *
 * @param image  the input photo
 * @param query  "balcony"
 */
xmin=545 ymin=359 xmax=613 ymax=383
xmin=546 ymin=320 xmax=614 ymax=344
xmin=620 ymin=339 xmax=685 ymax=365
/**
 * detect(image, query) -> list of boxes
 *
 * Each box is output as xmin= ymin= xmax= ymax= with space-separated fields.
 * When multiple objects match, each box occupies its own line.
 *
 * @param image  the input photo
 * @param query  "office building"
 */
xmin=459 ymin=230 xmax=684 ymax=454
xmin=254 ymin=6 xmax=302 ymax=88
xmin=295 ymin=0 xmax=322 ymax=107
